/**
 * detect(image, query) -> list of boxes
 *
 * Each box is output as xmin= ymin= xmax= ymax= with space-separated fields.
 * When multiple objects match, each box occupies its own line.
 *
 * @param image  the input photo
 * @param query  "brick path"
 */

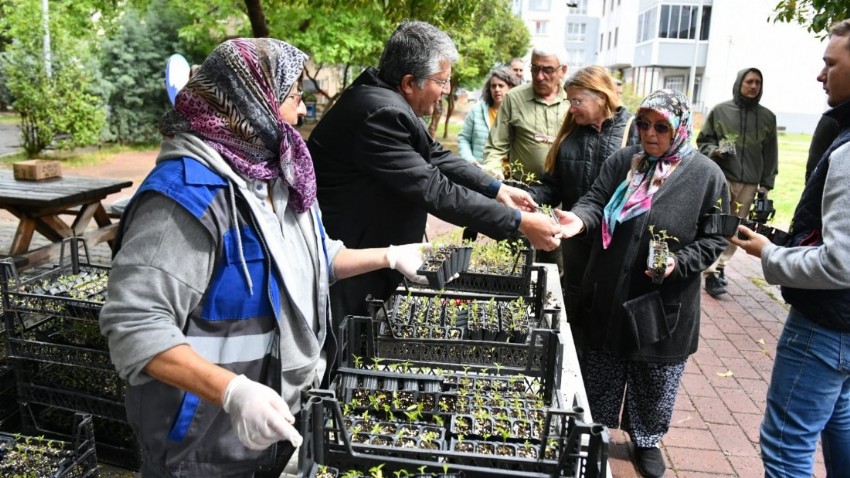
xmin=0 ymin=152 xmax=828 ymax=477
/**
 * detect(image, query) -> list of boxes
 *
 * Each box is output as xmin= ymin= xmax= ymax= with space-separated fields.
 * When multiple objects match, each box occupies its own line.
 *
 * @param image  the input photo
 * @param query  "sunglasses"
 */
xmin=635 ymin=119 xmax=673 ymax=134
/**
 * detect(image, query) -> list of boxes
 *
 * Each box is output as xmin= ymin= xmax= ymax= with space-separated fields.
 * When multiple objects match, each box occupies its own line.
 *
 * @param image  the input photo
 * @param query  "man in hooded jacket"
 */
xmin=697 ymin=67 xmax=778 ymax=297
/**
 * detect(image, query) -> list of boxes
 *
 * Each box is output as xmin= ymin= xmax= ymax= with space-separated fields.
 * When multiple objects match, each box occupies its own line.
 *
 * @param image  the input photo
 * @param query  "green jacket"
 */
xmin=696 ymin=67 xmax=778 ymax=189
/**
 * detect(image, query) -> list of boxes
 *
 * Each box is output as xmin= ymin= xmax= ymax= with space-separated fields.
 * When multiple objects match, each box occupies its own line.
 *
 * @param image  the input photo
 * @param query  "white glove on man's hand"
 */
xmin=222 ymin=374 xmax=303 ymax=450
xmin=387 ymin=243 xmax=431 ymax=284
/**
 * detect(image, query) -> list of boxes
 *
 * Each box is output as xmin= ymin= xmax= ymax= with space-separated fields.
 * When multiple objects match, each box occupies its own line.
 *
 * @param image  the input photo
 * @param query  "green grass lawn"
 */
xmin=0 ymin=143 xmax=157 ymax=168
xmin=772 ymin=133 xmax=809 ymax=230
xmin=0 ymin=112 xmax=20 ymax=125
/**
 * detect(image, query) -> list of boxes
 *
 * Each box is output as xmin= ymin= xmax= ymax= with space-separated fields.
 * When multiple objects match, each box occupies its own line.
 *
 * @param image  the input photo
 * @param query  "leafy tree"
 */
xmin=99 ymin=1 xmax=200 ymax=144
xmin=0 ymin=0 xmax=106 ymax=156
xmin=153 ymin=0 xmax=527 ymax=112
xmin=771 ymin=0 xmax=849 ymax=37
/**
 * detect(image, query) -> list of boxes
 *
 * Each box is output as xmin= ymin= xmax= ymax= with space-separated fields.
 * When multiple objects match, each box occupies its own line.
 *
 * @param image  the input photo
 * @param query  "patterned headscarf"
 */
xmin=600 ymin=89 xmax=694 ymax=248
xmin=160 ymin=38 xmax=316 ymax=214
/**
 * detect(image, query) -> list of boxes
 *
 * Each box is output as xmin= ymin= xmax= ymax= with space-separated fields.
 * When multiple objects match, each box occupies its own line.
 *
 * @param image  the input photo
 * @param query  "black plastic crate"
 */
xmin=443 ymin=247 xmax=535 ymax=295
xmin=22 ymin=403 xmax=141 ymax=471
xmin=4 ymin=315 xmax=113 ymax=369
xmin=339 ymin=315 xmax=563 ymax=404
xmin=0 ymin=412 xmax=98 ymax=477
xmin=376 ymin=269 xmax=549 ymax=329
xmin=1 ymin=251 xmax=111 ymax=370
xmin=297 ymin=390 xmax=608 ymax=478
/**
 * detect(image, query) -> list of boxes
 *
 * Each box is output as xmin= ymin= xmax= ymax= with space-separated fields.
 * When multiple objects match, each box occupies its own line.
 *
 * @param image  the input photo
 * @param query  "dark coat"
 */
xmin=308 ymin=68 xmax=518 ymax=319
xmin=532 ymin=106 xmax=638 ymax=210
xmin=572 ymin=146 xmax=729 ymax=361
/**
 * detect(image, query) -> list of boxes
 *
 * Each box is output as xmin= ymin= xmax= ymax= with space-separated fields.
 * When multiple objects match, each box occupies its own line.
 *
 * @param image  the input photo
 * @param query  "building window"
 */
xmin=533 ymin=20 xmax=549 ymax=35
xmin=614 ymin=27 xmax=619 ymax=47
xmin=566 ymin=48 xmax=584 ymax=69
xmin=566 ymin=22 xmax=587 ymax=42
xmin=664 ymin=75 xmax=685 ymax=93
xmin=529 ymin=0 xmax=550 ymax=11
xmin=637 ymin=7 xmax=658 ymax=43
xmin=568 ymin=0 xmax=588 ymax=14
xmin=659 ymin=5 xmax=712 ymax=40
xmin=607 ymin=31 xmax=612 ymax=50
xmin=640 ymin=5 xmax=712 ymax=42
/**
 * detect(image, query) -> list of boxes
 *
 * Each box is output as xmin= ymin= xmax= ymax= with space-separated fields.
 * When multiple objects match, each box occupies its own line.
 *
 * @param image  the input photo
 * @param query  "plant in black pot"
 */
xmin=647 ymin=225 xmax=678 ymax=285
xmin=701 ymin=197 xmax=742 ymax=237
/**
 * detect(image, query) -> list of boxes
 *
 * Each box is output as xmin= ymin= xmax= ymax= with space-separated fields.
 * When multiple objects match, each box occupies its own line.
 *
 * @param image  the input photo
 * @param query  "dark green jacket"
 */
xmin=697 ymin=68 xmax=779 ymax=189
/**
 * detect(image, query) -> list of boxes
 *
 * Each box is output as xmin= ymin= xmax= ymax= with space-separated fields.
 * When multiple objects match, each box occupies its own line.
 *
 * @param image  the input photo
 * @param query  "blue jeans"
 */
xmin=761 ymin=308 xmax=850 ymax=477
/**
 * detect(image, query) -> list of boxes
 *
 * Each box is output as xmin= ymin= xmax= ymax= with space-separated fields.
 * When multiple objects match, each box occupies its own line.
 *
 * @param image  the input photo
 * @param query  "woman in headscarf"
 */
xmin=99 ymin=38 xmax=428 ymax=477
xmin=556 ymin=89 xmax=729 ymax=477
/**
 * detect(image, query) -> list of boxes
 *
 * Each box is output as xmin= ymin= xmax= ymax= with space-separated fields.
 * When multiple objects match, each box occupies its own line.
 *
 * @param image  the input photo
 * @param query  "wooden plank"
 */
xmin=72 ymin=203 xmax=100 ymax=235
xmin=9 ymin=218 xmax=35 ymax=256
xmin=0 ymin=172 xmax=132 ymax=209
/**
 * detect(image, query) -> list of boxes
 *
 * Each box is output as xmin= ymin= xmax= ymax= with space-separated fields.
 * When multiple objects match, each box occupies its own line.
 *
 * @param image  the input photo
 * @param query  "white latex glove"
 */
xmin=222 ymin=374 xmax=303 ymax=450
xmin=387 ymin=243 xmax=431 ymax=284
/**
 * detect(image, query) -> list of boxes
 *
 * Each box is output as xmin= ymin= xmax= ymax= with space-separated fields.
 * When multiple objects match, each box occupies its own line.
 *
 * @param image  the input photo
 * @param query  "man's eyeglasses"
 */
xmin=530 ymin=64 xmax=560 ymax=76
xmin=635 ymin=118 xmax=673 ymax=134
xmin=422 ymin=76 xmax=451 ymax=89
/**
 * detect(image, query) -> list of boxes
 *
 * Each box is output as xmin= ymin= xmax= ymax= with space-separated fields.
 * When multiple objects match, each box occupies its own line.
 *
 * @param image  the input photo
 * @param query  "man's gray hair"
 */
xmin=378 ymin=21 xmax=459 ymax=88
xmin=531 ymin=43 xmax=569 ymax=66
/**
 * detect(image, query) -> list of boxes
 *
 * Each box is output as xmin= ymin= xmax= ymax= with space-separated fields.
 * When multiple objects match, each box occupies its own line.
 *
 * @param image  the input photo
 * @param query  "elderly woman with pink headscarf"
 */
xmin=556 ymin=89 xmax=729 ymax=477
xmin=99 ymin=38 xmax=428 ymax=477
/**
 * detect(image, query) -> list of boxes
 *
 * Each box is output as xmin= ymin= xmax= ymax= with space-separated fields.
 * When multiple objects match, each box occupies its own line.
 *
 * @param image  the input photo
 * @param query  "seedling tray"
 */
xmin=444 ymin=248 xmax=535 ymax=295
xmin=3 ymin=314 xmax=113 ymax=369
xmin=297 ymin=390 xmax=608 ymax=478
xmin=0 ymin=412 xmax=97 ymax=478
xmin=339 ymin=315 xmax=562 ymax=404
xmin=22 ymin=403 xmax=141 ymax=471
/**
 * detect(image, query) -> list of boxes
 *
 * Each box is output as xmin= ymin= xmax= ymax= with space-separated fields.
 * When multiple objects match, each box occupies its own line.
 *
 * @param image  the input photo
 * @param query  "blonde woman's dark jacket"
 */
xmin=533 ymin=106 xmax=638 ymax=209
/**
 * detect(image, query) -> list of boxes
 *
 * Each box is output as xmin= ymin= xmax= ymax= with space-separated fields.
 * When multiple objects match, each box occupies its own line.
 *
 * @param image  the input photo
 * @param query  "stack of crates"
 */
xmin=0 ymin=244 xmax=141 ymax=470
xmin=0 ymin=412 xmax=98 ymax=477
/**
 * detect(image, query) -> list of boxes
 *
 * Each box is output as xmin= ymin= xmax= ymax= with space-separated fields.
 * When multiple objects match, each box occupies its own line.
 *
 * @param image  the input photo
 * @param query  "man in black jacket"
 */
xmin=308 ymin=21 xmax=561 ymax=321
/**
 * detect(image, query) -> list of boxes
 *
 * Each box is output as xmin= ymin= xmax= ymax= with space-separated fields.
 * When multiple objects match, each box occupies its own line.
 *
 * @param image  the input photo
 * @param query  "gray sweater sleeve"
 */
xmin=761 ymin=141 xmax=850 ymax=289
xmin=99 ymin=193 xmax=215 ymax=384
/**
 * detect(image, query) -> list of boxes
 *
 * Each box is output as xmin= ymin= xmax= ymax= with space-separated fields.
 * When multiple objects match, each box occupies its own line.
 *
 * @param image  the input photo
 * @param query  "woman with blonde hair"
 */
xmin=532 ymin=65 xmax=638 ymax=335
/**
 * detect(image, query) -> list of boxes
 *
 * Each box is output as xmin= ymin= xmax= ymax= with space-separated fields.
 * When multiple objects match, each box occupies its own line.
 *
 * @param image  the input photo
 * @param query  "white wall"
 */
xmin=702 ymin=0 xmax=826 ymax=132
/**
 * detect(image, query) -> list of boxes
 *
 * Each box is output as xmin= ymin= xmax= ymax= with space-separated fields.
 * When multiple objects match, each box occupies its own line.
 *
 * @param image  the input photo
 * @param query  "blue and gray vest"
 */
xmin=117 ymin=157 xmax=327 ymax=475
xmin=781 ymin=129 xmax=850 ymax=332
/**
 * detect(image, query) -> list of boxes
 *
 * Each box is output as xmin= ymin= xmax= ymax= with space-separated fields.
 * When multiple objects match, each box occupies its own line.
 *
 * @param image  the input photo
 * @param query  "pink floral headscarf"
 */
xmin=601 ymin=89 xmax=694 ymax=248
xmin=160 ymin=38 xmax=316 ymax=214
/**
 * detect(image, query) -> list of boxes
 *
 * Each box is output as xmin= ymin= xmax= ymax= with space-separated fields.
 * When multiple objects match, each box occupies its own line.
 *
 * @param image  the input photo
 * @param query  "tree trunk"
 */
xmin=244 ymin=0 xmax=269 ymax=38
xmin=428 ymin=99 xmax=442 ymax=139
xmin=442 ymin=86 xmax=456 ymax=139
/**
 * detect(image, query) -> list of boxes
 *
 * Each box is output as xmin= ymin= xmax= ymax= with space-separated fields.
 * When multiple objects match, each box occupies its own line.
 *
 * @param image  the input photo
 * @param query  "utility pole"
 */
xmin=688 ymin=0 xmax=704 ymax=109
xmin=41 ymin=0 xmax=52 ymax=78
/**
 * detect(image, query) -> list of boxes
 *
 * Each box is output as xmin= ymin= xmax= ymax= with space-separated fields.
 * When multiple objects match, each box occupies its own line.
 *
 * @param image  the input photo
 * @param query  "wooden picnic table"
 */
xmin=0 ymin=171 xmax=132 ymax=268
